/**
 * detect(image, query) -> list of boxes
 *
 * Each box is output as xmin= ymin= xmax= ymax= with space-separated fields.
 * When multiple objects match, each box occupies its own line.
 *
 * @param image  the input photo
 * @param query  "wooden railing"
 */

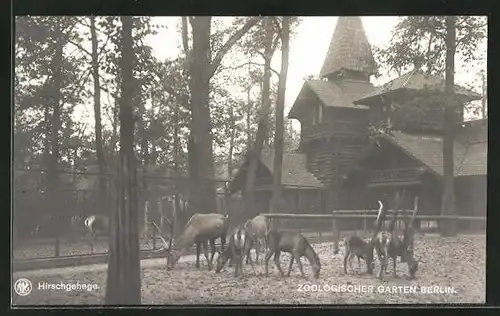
xmin=302 ymin=120 xmax=365 ymax=141
xmin=369 ymin=167 xmax=423 ymax=184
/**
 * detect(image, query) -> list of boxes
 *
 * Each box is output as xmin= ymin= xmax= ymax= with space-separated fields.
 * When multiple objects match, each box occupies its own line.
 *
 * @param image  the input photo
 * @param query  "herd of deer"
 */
xmin=160 ymin=199 xmax=419 ymax=281
xmin=29 ymin=198 xmax=419 ymax=281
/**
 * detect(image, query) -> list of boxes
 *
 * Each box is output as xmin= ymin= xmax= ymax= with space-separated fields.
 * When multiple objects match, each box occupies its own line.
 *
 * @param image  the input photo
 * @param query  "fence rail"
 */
xmin=262 ymin=213 xmax=486 ymax=222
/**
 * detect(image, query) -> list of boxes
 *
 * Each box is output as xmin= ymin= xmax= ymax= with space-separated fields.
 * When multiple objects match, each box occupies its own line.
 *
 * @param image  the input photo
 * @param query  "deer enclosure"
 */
xmin=13 ymin=14 xmax=487 ymax=306
xmin=13 ymin=234 xmax=485 ymax=305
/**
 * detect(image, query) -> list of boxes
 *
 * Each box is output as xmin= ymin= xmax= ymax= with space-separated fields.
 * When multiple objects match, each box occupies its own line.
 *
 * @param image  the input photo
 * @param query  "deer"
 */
xmin=165 ymin=213 xmax=228 ymax=271
xmin=215 ymin=225 xmax=256 ymax=277
xmin=343 ymin=235 xmax=375 ymax=275
xmin=70 ymin=214 xmax=109 ymax=253
xmin=243 ymin=214 xmax=269 ymax=264
xmin=373 ymin=196 xmax=419 ymax=280
xmin=342 ymin=200 xmax=384 ymax=275
xmin=264 ymin=229 xmax=321 ymax=279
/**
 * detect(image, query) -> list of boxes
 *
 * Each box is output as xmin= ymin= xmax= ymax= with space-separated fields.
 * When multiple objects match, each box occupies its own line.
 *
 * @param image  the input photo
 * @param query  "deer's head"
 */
xmin=166 ymin=248 xmax=181 ymax=270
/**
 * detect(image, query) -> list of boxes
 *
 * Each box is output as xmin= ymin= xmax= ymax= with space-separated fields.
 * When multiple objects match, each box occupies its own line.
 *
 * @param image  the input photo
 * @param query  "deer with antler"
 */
xmin=161 ymin=213 xmax=229 ymax=271
xmin=342 ymin=200 xmax=384 ymax=275
xmin=372 ymin=194 xmax=419 ymax=280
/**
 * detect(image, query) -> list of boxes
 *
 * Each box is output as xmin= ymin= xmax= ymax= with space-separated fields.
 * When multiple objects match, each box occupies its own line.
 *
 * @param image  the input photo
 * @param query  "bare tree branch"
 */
xmin=206 ymin=17 xmax=262 ymax=79
xmin=221 ymin=61 xmax=280 ymax=78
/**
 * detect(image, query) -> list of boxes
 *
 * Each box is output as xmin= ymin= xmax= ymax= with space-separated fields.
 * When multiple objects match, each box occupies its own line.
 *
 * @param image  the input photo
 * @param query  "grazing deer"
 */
xmin=343 ymin=235 xmax=374 ymax=275
xmin=215 ymin=226 xmax=256 ymax=277
xmin=264 ymin=229 xmax=321 ymax=279
xmin=165 ymin=213 xmax=228 ymax=270
xmin=373 ymin=198 xmax=419 ymax=280
xmin=244 ymin=214 xmax=269 ymax=264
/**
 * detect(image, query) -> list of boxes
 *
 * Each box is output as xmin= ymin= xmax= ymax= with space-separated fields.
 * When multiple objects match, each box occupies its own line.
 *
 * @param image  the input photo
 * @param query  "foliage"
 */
xmin=374 ymin=16 xmax=486 ymax=77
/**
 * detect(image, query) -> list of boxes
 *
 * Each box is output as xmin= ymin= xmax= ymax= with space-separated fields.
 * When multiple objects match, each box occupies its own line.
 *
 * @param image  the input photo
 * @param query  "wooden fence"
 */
xmin=263 ymin=210 xmax=486 ymax=237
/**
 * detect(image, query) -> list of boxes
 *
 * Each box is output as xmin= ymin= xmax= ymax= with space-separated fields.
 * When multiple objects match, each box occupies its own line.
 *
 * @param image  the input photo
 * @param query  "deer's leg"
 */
xmin=220 ymin=234 xmax=226 ymax=253
xmin=196 ymin=242 xmax=201 ymax=268
xmin=209 ymin=239 xmax=216 ymax=264
xmin=379 ymin=251 xmax=388 ymax=280
xmin=255 ymin=239 xmax=260 ymax=263
xmin=349 ymin=254 xmax=355 ymax=273
xmin=273 ymin=250 xmax=285 ymax=277
xmin=215 ymin=248 xmax=230 ymax=273
xmin=286 ymin=256 xmax=295 ymax=276
xmin=245 ymin=239 xmax=253 ymax=264
xmin=293 ymin=253 xmax=307 ymax=279
xmin=264 ymin=250 xmax=274 ymax=277
xmin=245 ymin=245 xmax=257 ymax=275
xmin=392 ymin=256 xmax=398 ymax=278
xmin=202 ymin=240 xmax=212 ymax=270
xmin=343 ymin=250 xmax=350 ymax=274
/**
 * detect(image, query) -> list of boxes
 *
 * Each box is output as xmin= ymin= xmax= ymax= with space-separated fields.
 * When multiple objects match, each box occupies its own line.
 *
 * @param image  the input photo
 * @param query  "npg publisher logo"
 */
xmin=14 ymin=278 xmax=32 ymax=296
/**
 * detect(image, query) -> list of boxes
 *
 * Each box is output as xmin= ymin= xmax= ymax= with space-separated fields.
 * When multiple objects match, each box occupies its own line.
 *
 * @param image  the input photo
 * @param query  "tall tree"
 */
xmin=47 ymin=22 xmax=64 ymax=256
xmin=243 ymin=17 xmax=274 ymax=216
xmin=181 ymin=16 xmax=260 ymax=216
xmin=271 ymin=17 xmax=290 ymax=213
xmin=441 ymin=16 xmax=458 ymax=236
xmin=90 ymin=16 xmax=107 ymax=206
xmin=105 ymin=16 xmax=141 ymax=305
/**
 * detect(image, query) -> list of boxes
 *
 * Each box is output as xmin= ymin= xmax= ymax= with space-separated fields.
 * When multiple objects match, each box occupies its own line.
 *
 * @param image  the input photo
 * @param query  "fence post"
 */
xmin=363 ymin=209 xmax=367 ymax=232
xmin=332 ymin=210 xmax=340 ymax=254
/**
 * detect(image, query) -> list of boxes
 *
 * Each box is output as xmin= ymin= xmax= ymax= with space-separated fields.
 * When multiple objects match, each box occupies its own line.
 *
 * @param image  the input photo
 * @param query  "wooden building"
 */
xmin=228 ymin=149 xmax=324 ymax=221
xmin=229 ymin=17 xmax=486 ymax=230
xmin=286 ymin=17 xmax=486 ymax=226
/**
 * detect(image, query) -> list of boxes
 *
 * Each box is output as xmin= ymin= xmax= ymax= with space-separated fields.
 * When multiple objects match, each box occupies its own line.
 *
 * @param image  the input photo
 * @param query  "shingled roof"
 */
xmin=354 ymin=70 xmax=482 ymax=105
xmin=288 ymin=79 xmax=375 ymax=118
xmin=229 ymin=150 xmax=324 ymax=192
xmin=320 ymin=17 xmax=377 ymax=78
xmin=259 ymin=150 xmax=324 ymax=188
xmin=379 ymin=131 xmax=487 ymax=177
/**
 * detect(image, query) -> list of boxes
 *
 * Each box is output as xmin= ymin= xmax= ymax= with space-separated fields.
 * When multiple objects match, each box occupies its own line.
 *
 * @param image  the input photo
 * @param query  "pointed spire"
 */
xmin=320 ymin=17 xmax=377 ymax=79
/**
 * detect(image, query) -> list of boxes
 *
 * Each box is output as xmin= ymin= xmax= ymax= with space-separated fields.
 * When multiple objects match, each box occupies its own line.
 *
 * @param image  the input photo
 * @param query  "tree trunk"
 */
xmin=246 ymin=84 xmax=253 ymax=151
xmin=186 ymin=17 xmax=218 ymax=215
xmin=227 ymin=105 xmax=235 ymax=179
xmin=271 ymin=17 xmax=290 ymax=214
xmin=441 ymin=16 xmax=458 ymax=237
xmin=90 ymin=16 xmax=108 ymax=209
xmin=481 ymin=71 xmax=487 ymax=119
xmin=173 ymin=101 xmax=182 ymax=232
xmin=105 ymin=16 xmax=141 ymax=305
xmin=183 ymin=16 xmax=260 ymax=216
xmin=244 ymin=17 xmax=274 ymax=217
xmin=48 ymin=24 xmax=64 ymax=257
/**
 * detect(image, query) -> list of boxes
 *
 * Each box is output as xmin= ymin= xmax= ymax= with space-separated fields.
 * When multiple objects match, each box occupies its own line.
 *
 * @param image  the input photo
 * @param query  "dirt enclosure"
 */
xmin=12 ymin=234 xmax=485 ymax=305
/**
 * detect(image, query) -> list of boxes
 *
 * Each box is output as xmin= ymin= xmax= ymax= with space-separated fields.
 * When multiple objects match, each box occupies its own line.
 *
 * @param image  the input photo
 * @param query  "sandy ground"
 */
xmin=12 ymin=234 xmax=485 ymax=305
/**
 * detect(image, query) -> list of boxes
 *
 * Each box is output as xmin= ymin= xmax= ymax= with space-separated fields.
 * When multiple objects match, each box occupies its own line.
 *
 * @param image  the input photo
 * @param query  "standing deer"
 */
xmin=165 ymin=213 xmax=228 ymax=270
xmin=342 ymin=200 xmax=384 ymax=274
xmin=215 ymin=225 xmax=256 ymax=277
xmin=264 ymin=229 xmax=321 ymax=279
xmin=70 ymin=214 xmax=109 ymax=253
xmin=343 ymin=235 xmax=374 ymax=275
xmin=373 ymin=197 xmax=419 ymax=280
xmin=244 ymin=214 xmax=269 ymax=264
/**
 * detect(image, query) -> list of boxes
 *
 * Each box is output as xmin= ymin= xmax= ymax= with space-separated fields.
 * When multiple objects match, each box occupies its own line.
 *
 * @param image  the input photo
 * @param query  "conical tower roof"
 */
xmin=320 ymin=17 xmax=377 ymax=78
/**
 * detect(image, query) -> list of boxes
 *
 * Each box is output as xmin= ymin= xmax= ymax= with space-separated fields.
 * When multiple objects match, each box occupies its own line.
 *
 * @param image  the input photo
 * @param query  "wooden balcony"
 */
xmin=368 ymin=167 xmax=424 ymax=187
xmin=302 ymin=121 xmax=365 ymax=142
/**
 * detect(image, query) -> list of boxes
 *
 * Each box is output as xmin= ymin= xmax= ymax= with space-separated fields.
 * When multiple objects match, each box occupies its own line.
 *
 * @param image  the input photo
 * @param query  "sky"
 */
xmin=68 ymin=16 xmax=487 ymax=130
xmin=145 ymin=16 xmax=487 ymax=119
